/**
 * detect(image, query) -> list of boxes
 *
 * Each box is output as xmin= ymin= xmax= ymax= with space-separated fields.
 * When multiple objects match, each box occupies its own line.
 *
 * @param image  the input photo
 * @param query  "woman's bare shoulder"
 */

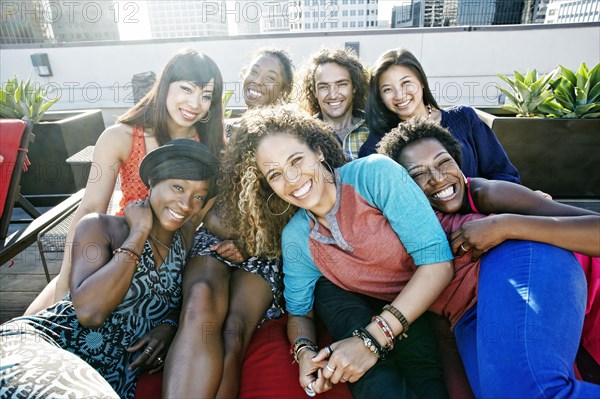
xmin=94 ymin=123 xmax=137 ymax=161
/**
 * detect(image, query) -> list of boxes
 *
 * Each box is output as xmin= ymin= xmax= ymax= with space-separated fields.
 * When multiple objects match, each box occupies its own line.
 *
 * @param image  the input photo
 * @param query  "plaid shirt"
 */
xmin=316 ymin=110 xmax=369 ymax=161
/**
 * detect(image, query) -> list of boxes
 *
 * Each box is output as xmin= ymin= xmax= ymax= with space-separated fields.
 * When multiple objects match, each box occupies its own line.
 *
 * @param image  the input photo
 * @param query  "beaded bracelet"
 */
xmin=290 ymin=338 xmax=319 ymax=363
xmin=383 ymin=304 xmax=410 ymax=339
xmin=160 ymin=319 xmax=178 ymax=329
xmin=372 ymin=315 xmax=395 ymax=350
xmin=113 ymin=247 xmax=141 ymax=265
xmin=352 ymin=328 xmax=389 ymax=360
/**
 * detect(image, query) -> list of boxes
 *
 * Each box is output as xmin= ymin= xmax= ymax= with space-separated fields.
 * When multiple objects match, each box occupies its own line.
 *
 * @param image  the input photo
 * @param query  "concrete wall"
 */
xmin=1 ymin=23 xmax=598 ymax=113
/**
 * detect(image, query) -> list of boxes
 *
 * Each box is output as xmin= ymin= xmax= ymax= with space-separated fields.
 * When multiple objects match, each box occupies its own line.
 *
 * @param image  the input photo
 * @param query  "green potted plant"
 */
xmin=0 ymin=76 xmax=60 ymax=122
xmin=475 ymin=63 xmax=600 ymax=199
xmin=0 ymin=76 xmax=106 ymax=205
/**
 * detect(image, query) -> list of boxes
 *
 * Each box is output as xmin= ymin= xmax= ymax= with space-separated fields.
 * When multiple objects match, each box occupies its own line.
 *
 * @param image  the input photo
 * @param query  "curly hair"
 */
xmin=366 ymin=48 xmax=440 ymax=139
xmin=241 ymin=48 xmax=295 ymax=103
xmin=377 ymin=117 xmax=463 ymax=168
xmin=218 ymin=106 xmax=347 ymax=258
xmin=298 ymin=47 xmax=368 ymax=115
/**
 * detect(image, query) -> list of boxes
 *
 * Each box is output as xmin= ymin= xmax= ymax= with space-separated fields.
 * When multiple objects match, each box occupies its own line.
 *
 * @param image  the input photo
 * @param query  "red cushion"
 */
xmin=134 ymin=315 xmax=352 ymax=399
xmin=239 ymin=315 xmax=352 ymax=399
xmin=0 ymin=119 xmax=27 ymax=217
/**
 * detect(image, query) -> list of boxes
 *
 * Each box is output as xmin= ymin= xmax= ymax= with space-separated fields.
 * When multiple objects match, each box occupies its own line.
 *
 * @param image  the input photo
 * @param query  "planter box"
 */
xmin=475 ymin=108 xmax=600 ymax=199
xmin=20 ymin=110 xmax=105 ymax=206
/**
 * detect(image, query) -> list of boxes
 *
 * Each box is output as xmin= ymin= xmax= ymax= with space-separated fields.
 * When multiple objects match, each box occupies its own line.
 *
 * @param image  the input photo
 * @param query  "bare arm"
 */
xmin=473 ymin=179 xmax=598 ymax=217
xmin=455 ymin=179 xmax=600 ymax=258
xmin=70 ymin=199 xmax=152 ymax=328
xmin=54 ymin=125 xmax=133 ymax=301
xmin=451 ymin=214 xmax=600 ymax=259
xmin=287 ymin=312 xmax=331 ymax=394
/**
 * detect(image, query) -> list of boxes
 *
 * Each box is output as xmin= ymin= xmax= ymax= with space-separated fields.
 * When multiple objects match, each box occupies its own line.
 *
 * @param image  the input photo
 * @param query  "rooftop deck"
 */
xmin=1 ymin=22 xmax=599 ymax=322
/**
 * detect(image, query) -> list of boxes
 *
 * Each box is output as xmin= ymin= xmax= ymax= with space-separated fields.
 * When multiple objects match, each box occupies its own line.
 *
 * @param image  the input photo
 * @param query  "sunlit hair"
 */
xmin=241 ymin=48 xmax=295 ymax=103
xmin=366 ymin=48 xmax=440 ymax=139
xmin=118 ymin=49 xmax=224 ymax=156
xmin=377 ymin=117 xmax=463 ymax=168
xmin=218 ymin=106 xmax=346 ymax=258
xmin=298 ymin=47 xmax=368 ymax=115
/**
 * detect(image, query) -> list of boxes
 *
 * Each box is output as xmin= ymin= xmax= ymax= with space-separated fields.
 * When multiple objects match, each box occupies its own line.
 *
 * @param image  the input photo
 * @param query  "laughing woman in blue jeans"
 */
xmin=222 ymin=106 xmax=599 ymax=398
xmin=377 ymin=117 xmax=600 ymax=398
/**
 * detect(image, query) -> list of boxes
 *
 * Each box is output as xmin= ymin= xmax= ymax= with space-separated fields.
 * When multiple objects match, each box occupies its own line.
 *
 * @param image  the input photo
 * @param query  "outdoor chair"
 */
xmin=0 ymin=119 xmax=41 ymax=248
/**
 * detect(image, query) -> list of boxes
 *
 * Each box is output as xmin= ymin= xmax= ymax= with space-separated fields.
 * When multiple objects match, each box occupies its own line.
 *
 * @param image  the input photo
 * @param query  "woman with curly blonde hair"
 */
xmin=221 ymin=105 xmax=452 ymax=399
xmin=218 ymin=105 xmax=347 ymax=258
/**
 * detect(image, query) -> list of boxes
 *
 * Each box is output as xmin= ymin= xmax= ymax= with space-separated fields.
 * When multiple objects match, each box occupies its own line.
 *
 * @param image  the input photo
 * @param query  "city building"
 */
xmin=545 ymin=0 xmax=600 ymax=23
xmin=1 ymin=0 xmax=52 ymax=44
xmin=289 ymin=0 xmax=379 ymax=32
xmin=146 ymin=0 xmax=228 ymax=38
xmin=49 ymin=1 xmax=120 ymax=42
xmin=392 ymin=1 xmax=423 ymax=28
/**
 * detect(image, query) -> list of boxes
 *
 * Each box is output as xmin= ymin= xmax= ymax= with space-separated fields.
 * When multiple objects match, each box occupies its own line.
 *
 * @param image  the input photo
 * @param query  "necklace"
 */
xmin=426 ymin=104 xmax=433 ymax=119
xmin=148 ymin=234 xmax=172 ymax=266
xmin=149 ymin=233 xmax=171 ymax=251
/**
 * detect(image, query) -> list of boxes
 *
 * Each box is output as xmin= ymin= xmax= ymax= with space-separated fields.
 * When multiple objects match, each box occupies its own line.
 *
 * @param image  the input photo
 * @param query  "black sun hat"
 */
xmin=139 ymin=139 xmax=219 ymax=187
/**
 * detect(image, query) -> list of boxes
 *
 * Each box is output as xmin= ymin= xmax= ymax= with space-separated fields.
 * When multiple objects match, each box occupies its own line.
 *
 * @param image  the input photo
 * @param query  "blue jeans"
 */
xmin=454 ymin=240 xmax=600 ymax=398
xmin=314 ymin=277 xmax=448 ymax=399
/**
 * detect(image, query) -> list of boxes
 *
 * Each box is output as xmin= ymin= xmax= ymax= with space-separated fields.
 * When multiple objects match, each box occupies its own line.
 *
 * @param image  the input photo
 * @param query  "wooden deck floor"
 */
xmin=0 ymin=240 xmax=61 ymax=323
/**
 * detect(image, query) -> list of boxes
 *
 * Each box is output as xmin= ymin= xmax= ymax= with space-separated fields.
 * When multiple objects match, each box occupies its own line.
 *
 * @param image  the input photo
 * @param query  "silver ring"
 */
xmin=325 ymin=364 xmax=336 ymax=373
xmin=325 ymin=345 xmax=333 ymax=356
xmin=304 ymin=382 xmax=316 ymax=397
xmin=460 ymin=243 xmax=468 ymax=252
xmin=341 ymin=376 xmax=348 ymax=382
xmin=157 ymin=357 xmax=163 ymax=364
xmin=143 ymin=347 xmax=154 ymax=355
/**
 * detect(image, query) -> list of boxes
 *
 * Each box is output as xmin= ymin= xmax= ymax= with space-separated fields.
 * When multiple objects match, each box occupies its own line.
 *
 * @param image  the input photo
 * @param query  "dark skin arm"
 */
xmin=203 ymin=202 xmax=248 ymax=263
xmin=70 ymin=199 xmax=152 ymax=328
xmin=453 ymin=179 xmax=600 ymax=259
xmin=287 ymin=312 xmax=331 ymax=394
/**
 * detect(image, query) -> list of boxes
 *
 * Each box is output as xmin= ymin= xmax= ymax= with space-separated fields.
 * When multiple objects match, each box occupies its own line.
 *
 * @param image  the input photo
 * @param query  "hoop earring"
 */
xmin=198 ymin=109 xmax=211 ymax=123
xmin=266 ymin=192 xmax=291 ymax=216
xmin=320 ymin=159 xmax=335 ymax=184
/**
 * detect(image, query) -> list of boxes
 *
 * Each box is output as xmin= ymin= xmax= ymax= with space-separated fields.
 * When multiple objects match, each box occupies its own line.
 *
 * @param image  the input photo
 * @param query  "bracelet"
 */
xmin=160 ymin=319 xmax=178 ymax=329
xmin=113 ymin=247 xmax=141 ymax=266
xmin=291 ymin=343 xmax=318 ymax=363
xmin=383 ymin=304 xmax=410 ymax=339
xmin=352 ymin=328 xmax=389 ymax=360
xmin=294 ymin=345 xmax=318 ymax=362
xmin=372 ymin=315 xmax=395 ymax=350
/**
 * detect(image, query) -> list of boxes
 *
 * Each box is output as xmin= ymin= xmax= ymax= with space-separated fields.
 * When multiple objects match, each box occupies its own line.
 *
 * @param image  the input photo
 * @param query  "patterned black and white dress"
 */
xmin=191 ymin=227 xmax=284 ymax=320
xmin=0 ymin=231 xmax=186 ymax=399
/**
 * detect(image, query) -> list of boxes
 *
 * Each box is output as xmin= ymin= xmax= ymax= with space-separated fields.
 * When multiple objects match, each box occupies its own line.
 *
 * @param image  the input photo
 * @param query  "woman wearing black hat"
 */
xmin=0 ymin=139 xmax=219 ymax=399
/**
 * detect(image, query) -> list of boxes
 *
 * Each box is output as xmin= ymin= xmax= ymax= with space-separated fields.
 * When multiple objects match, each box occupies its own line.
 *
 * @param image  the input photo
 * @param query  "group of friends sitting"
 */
xmin=1 ymin=46 xmax=598 ymax=399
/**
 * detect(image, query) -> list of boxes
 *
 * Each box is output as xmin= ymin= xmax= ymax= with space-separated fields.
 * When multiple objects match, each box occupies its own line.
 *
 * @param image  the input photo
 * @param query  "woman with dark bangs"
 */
xmin=25 ymin=49 xmax=225 ymax=313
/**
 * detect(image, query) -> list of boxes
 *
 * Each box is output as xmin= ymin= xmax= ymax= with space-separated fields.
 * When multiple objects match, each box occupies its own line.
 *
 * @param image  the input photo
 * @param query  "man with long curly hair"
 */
xmin=298 ymin=48 xmax=369 ymax=161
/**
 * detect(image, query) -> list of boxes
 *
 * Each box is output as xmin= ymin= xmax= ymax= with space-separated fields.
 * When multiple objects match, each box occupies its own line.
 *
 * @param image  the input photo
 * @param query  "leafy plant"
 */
xmin=0 ymin=76 xmax=59 ymax=123
xmin=538 ymin=63 xmax=600 ymax=118
xmin=222 ymin=89 xmax=234 ymax=119
xmin=496 ymin=69 xmax=556 ymax=117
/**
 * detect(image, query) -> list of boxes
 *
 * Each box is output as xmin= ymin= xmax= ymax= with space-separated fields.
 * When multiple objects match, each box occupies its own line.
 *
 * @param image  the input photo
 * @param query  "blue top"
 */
xmin=282 ymin=155 xmax=453 ymax=316
xmin=358 ymin=105 xmax=520 ymax=183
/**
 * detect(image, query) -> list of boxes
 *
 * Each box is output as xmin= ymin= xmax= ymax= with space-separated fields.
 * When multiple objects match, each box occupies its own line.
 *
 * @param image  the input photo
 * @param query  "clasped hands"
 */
xmin=298 ymin=336 xmax=378 ymax=395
